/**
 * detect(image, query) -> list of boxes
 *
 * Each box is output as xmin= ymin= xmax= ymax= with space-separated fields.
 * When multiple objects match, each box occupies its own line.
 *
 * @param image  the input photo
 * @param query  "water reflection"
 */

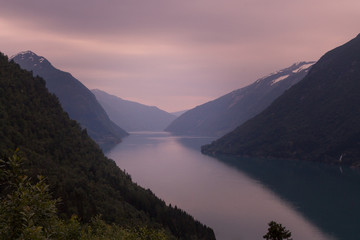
xmin=106 ymin=132 xmax=349 ymax=240
xmin=213 ymin=155 xmax=360 ymax=240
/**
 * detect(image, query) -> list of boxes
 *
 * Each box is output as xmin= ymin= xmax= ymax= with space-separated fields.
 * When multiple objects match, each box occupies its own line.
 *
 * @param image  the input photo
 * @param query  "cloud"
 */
xmin=1 ymin=0 xmax=360 ymax=111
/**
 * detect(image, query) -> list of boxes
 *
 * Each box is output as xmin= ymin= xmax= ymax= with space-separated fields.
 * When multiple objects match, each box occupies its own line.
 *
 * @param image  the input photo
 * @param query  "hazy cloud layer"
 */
xmin=1 ymin=0 xmax=360 ymax=111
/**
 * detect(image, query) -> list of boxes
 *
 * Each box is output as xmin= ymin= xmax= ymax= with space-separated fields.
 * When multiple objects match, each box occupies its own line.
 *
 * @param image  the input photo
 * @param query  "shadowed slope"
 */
xmin=12 ymin=51 xmax=128 ymax=150
xmin=202 ymin=34 xmax=360 ymax=167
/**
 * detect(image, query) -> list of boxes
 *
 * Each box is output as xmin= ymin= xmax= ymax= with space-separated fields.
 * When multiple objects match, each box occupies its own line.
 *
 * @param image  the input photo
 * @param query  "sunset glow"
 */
xmin=1 ymin=0 xmax=360 ymax=111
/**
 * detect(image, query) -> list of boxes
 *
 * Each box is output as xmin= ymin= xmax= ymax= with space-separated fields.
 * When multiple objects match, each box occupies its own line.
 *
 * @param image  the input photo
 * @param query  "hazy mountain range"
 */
xmin=92 ymin=89 xmax=176 ymax=132
xmin=11 ymin=51 xmax=128 ymax=150
xmin=202 ymin=34 xmax=360 ymax=167
xmin=166 ymin=61 xmax=314 ymax=137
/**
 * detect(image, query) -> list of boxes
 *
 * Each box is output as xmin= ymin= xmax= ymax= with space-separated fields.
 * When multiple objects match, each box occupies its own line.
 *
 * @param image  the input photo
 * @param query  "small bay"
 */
xmin=107 ymin=132 xmax=360 ymax=240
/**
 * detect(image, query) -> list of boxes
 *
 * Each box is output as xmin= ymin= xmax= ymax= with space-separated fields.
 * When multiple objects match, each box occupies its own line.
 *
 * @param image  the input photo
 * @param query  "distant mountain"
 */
xmin=11 ymin=51 xmax=128 ymax=150
xmin=202 ymin=34 xmax=360 ymax=167
xmin=92 ymin=89 xmax=176 ymax=132
xmin=171 ymin=109 xmax=188 ymax=117
xmin=0 ymin=52 xmax=215 ymax=239
xmin=165 ymin=61 xmax=314 ymax=137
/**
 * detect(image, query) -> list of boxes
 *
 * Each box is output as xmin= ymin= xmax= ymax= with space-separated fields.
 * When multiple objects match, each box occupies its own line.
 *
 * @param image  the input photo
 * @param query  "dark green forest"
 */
xmin=0 ymin=52 xmax=215 ymax=239
xmin=0 ymin=150 xmax=173 ymax=239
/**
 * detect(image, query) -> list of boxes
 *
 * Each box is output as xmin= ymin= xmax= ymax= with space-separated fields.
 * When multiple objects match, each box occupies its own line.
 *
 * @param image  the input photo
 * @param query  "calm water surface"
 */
xmin=107 ymin=132 xmax=360 ymax=240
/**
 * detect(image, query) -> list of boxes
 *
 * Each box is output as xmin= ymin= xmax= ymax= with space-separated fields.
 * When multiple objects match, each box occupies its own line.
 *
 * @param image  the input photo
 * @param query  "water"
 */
xmin=107 ymin=132 xmax=360 ymax=240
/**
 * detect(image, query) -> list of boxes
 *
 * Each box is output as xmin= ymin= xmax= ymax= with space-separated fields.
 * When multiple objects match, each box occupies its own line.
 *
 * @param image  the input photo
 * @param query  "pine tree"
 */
xmin=263 ymin=221 xmax=293 ymax=240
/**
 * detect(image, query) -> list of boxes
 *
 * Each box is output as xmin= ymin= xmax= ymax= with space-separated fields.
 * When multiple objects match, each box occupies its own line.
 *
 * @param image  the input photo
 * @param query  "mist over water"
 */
xmin=107 ymin=132 xmax=360 ymax=240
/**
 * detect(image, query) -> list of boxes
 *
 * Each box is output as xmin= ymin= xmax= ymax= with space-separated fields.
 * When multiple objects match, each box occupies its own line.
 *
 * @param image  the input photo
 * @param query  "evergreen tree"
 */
xmin=263 ymin=221 xmax=292 ymax=240
xmin=0 ymin=150 xmax=81 ymax=239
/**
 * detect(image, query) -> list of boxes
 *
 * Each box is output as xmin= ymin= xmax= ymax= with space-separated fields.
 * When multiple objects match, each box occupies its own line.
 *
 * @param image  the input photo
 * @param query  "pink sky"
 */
xmin=1 ymin=0 xmax=360 ymax=112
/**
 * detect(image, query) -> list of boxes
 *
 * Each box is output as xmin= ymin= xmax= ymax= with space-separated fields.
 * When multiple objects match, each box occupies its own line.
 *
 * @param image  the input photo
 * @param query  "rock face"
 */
xmin=92 ymin=89 xmax=176 ymax=132
xmin=166 ymin=61 xmax=314 ymax=137
xmin=202 ymin=34 xmax=360 ymax=167
xmin=12 ymin=51 xmax=128 ymax=150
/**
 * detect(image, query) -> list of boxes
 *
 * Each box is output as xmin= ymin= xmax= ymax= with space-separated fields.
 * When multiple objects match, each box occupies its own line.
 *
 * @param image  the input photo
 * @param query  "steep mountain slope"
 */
xmin=0 ymin=52 xmax=215 ymax=239
xmin=202 ymin=34 xmax=360 ymax=167
xmin=92 ymin=89 xmax=176 ymax=132
xmin=11 ymin=51 xmax=128 ymax=150
xmin=165 ymin=62 xmax=314 ymax=137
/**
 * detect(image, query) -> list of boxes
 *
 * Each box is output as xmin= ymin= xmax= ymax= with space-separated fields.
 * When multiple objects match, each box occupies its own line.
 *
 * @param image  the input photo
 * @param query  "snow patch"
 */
xmin=39 ymin=57 xmax=45 ymax=63
xmin=255 ymin=62 xmax=314 ymax=85
xmin=271 ymin=75 xmax=289 ymax=85
xmin=292 ymin=63 xmax=314 ymax=73
xmin=9 ymin=51 xmax=36 ymax=60
xmin=256 ymin=70 xmax=282 ymax=83
xmin=18 ymin=50 xmax=35 ymax=56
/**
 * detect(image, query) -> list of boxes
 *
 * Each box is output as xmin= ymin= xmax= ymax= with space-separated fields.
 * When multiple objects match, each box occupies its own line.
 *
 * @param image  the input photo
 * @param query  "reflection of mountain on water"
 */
xmin=213 ymin=155 xmax=360 ymax=240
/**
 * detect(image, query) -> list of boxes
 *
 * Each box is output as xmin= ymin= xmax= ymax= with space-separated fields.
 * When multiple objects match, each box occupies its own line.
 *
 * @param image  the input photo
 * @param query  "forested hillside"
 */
xmin=0 ymin=52 xmax=215 ymax=240
xmin=202 ymin=34 xmax=360 ymax=167
xmin=12 ymin=51 xmax=128 ymax=150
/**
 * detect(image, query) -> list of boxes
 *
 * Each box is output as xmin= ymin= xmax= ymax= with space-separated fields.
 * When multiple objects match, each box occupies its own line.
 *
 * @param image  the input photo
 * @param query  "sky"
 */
xmin=1 ymin=0 xmax=360 ymax=112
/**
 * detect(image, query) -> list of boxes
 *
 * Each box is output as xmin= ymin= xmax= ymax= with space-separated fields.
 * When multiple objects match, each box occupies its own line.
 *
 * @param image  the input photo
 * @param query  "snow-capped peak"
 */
xmin=10 ymin=50 xmax=36 ymax=60
xmin=254 ymin=61 xmax=316 ymax=86
xmin=10 ymin=50 xmax=50 ymax=70
xmin=17 ymin=50 xmax=36 ymax=56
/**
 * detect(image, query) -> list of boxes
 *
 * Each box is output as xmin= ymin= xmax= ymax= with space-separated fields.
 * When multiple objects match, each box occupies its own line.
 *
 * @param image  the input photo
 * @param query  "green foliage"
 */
xmin=0 ymin=151 xmax=175 ymax=240
xmin=82 ymin=215 xmax=173 ymax=240
xmin=0 ymin=151 xmax=73 ymax=239
xmin=0 ymin=52 xmax=215 ymax=239
xmin=263 ymin=221 xmax=292 ymax=240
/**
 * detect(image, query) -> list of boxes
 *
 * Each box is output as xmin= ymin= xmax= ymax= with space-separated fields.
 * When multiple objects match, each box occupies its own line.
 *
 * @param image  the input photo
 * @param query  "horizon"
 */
xmin=1 ymin=0 xmax=360 ymax=112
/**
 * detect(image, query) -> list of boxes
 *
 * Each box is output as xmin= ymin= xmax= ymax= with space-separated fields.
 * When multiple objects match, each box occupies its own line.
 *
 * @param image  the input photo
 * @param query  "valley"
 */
xmin=1 ymin=8 xmax=360 ymax=238
xmin=107 ymin=132 xmax=360 ymax=240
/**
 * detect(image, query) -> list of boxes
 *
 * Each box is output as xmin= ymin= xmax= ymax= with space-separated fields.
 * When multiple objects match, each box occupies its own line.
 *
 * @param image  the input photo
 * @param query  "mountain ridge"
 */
xmin=92 ymin=89 xmax=176 ymax=132
xmin=202 ymin=34 xmax=360 ymax=167
xmin=11 ymin=51 xmax=128 ymax=150
xmin=165 ymin=61 xmax=314 ymax=137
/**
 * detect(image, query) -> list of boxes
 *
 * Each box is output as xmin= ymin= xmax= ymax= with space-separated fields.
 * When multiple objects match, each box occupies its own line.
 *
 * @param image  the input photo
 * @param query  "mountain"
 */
xmin=171 ymin=109 xmax=188 ymax=117
xmin=92 ymin=89 xmax=176 ymax=132
xmin=165 ymin=61 xmax=314 ymax=137
xmin=11 ymin=51 xmax=128 ymax=150
xmin=0 ymin=52 xmax=215 ymax=239
xmin=202 ymin=34 xmax=360 ymax=167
